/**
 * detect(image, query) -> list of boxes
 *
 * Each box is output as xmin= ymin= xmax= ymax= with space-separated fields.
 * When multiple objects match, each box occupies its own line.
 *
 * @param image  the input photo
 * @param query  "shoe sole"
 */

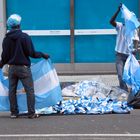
xmin=28 ymin=114 xmax=40 ymax=119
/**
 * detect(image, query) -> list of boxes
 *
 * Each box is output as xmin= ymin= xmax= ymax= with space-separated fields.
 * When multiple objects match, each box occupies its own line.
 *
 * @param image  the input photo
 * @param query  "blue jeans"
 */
xmin=116 ymin=53 xmax=128 ymax=92
xmin=8 ymin=65 xmax=35 ymax=115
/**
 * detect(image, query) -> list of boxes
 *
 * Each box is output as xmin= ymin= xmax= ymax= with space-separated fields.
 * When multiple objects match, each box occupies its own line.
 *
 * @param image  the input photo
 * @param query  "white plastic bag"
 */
xmin=123 ymin=54 xmax=140 ymax=94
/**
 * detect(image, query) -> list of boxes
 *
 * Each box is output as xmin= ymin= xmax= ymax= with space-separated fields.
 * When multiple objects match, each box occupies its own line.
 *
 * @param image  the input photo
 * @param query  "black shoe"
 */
xmin=28 ymin=114 xmax=40 ymax=119
xmin=10 ymin=114 xmax=18 ymax=119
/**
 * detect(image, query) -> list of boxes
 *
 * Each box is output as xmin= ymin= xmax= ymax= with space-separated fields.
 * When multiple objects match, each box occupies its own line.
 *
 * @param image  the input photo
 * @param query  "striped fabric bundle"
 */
xmin=121 ymin=4 xmax=140 ymax=36
xmin=121 ymin=4 xmax=140 ymax=51
xmin=0 ymin=59 xmax=62 ymax=112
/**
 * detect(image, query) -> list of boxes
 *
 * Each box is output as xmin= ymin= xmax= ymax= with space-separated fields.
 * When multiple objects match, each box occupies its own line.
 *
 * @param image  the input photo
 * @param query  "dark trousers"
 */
xmin=8 ymin=65 xmax=35 ymax=115
xmin=116 ymin=53 xmax=128 ymax=92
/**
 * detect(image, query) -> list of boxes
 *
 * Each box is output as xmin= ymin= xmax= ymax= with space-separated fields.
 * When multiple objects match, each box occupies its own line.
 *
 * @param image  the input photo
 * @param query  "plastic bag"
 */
xmin=123 ymin=54 xmax=140 ymax=94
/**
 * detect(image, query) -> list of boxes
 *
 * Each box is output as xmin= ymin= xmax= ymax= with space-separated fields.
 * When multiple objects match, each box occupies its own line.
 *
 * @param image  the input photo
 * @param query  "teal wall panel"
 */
xmin=75 ymin=35 xmax=116 ymax=63
xmin=75 ymin=0 xmax=139 ymax=29
xmin=6 ymin=0 xmax=70 ymax=63
xmin=6 ymin=0 xmax=139 ymax=63
xmin=31 ymin=36 xmax=70 ymax=63
xmin=6 ymin=0 xmax=70 ymax=30
xmin=74 ymin=0 xmax=139 ymax=63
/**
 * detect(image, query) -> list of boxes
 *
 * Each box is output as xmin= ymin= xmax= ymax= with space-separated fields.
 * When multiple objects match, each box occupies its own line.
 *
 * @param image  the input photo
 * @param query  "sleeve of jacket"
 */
xmin=0 ymin=38 xmax=9 ymax=68
xmin=23 ymin=34 xmax=44 ymax=58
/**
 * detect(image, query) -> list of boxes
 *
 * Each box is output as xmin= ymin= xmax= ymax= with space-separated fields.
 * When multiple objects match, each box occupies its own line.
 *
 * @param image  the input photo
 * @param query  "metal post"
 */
xmin=0 ymin=0 xmax=8 ymax=75
xmin=70 ymin=0 xmax=74 ymax=63
xmin=0 ymin=0 xmax=6 ymax=54
xmin=138 ymin=0 xmax=140 ymax=19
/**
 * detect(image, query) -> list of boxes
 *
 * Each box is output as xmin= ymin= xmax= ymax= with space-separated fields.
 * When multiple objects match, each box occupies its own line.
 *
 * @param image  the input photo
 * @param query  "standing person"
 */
xmin=110 ymin=4 xmax=139 ymax=92
xmin=0 ymin=14 xmax=50 ymax=119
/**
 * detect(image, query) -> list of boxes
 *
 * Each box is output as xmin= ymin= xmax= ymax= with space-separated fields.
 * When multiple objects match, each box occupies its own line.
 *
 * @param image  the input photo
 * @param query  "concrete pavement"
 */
xmin=58 ymin=74 xmax=119 ymax=87
xmin=0 ymin=74 xmax=140 ymax=140
xmin=0 ymin=110 xmax=140 ymax=140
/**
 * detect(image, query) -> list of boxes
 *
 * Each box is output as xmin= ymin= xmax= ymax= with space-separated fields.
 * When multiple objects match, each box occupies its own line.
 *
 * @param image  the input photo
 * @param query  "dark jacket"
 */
xmin=0 ymin=29 xmax=45 ymax=67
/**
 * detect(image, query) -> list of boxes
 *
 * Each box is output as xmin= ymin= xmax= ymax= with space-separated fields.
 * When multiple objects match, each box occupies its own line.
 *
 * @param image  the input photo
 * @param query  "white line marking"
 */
xmin=75 ymin=29 xmax=117 ymax=35
xmin=7 ymin=29 xmax=117 ymax=36
xmin=0 ymin=134 xmax=140 ymax=137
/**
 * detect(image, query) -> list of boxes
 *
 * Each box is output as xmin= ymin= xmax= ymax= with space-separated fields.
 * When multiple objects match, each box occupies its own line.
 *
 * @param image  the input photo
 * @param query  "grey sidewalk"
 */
xmin=58 ymin=74 xmax=119 ymax=87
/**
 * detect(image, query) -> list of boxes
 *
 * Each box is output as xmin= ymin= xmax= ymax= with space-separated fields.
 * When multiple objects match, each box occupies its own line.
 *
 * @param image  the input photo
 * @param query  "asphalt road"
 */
xmin=0 ymin=109 xmax=140 ymax=140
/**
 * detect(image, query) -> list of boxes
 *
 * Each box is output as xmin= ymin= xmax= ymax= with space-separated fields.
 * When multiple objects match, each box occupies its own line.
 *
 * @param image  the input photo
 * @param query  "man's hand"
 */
xmin=110 ymin=3 xmax=122 ymax=27
xmin=118 ymin=3 xmax=122 ymax=11
xmin=0 ymin=61 xmax=3 ymax=68
xmin=42 ymin=54 xmax=50 ymax=59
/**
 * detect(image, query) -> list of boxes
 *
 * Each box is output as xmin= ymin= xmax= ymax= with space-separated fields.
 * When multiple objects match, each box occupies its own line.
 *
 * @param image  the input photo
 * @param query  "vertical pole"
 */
xmin=0 ymin=0 xmax=6 ymax=54
xmin=139 ymin=0 xmax=140 ymax=18
xmin=70 ymin=0 xmax=74 ymax=63
xmin=0 ymin=0 xmax=8 ymax=75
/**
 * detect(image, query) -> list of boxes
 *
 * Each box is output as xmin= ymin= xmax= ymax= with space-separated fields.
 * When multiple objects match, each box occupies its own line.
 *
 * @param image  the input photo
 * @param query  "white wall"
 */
xmin=0 ymin=0 xmax=6 ymax=55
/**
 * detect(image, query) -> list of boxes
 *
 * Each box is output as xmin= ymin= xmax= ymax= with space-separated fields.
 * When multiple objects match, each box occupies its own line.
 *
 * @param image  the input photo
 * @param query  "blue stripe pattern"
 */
xmin=0 ymin=59 xmax=62 ymax=112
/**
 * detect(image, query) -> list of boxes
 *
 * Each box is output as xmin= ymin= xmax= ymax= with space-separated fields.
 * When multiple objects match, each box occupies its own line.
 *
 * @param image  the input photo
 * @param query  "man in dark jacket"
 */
xmin=0 ymin=14 xmax=50 ymax=119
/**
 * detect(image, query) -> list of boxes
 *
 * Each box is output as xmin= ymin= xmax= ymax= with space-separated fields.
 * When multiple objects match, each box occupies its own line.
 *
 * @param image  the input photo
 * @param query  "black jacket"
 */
xmin=0 ymin=29 xmax=45 ymax=67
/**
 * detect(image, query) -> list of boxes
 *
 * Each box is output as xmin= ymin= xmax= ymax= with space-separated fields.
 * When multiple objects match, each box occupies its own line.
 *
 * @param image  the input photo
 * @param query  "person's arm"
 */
xmin=0 ymin=61 xmax=3 ymax=68
xmin=133 ymin=40 xmax=139 ymax=50
xmin=137 ymin=27 xmax=140 ymax=48
xmin=110 ymin=4 xmax=122 ymax=27
xmin=0 ymin=38 xmax=9 ymax=68
xmin=132 ymin=29 xmax=139 ymax=54
xmin=23 ymin=34 xmax=50 ymax=59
